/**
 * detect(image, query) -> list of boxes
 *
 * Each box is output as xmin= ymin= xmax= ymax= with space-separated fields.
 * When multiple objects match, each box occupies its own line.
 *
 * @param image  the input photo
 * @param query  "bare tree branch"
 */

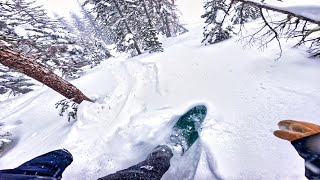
xmin=234 ymin=0 xmax=320 ymax=25
xmin=234 ymin=0 xmax=319 ymax=58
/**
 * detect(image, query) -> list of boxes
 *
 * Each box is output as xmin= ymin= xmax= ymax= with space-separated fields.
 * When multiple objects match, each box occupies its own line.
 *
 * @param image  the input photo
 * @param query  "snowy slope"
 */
xmin=2 ymin=1 xmax=320 ymax=179
xmin=1 ymin=22 xmax=320 ymax=179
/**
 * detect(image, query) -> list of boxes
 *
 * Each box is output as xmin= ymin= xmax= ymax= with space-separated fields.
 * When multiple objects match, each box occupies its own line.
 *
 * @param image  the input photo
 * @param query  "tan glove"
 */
xmin=274 ymin=120 xmax=320 ymax=141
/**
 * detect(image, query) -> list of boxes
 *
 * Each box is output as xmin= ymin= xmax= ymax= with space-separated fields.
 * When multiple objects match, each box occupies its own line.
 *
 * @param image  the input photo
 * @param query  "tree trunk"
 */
xmin=156 ymin=1 xmax=172 ymax=37
xmin=141 ymin=0 xmax=153 ymax=28
xmin=0 ymin=49 xmax=92 ymax=104
xmin=163 ymin=13 xmax=172 ymax=37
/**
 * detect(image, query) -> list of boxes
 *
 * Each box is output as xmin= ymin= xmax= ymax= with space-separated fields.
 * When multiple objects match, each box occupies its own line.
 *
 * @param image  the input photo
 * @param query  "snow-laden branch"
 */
xmin=234 ymin=0 xmax=320 ymax=25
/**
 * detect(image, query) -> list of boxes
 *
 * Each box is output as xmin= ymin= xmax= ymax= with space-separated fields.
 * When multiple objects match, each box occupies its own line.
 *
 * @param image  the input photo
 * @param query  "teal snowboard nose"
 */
xmin=171 ymin=105 xmax=207 ymax=154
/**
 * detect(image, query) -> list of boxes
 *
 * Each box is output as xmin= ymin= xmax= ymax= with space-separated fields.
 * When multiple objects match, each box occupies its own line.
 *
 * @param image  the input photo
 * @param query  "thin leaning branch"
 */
xmin=235 ymin=0 xmax=319 ymax=58
xmin=259 ymin=8 xmax=283 ymax=59
xmin=234 ymin=0 xmax=320 ymax=25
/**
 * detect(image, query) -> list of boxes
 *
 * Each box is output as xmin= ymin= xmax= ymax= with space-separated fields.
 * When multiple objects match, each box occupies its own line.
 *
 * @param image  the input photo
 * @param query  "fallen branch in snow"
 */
xmin=259 ymin=8 xmax=283 ymax=57
xmin=234 ymin=0 xmax=320 ymax=25
xmin=0 ymin=48 xmax=93 ymax=104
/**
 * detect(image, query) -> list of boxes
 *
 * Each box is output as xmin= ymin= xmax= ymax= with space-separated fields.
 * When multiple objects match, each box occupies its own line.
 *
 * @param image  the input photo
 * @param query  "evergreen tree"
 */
xmin=0 ymin=0 xmax=102 ymax=78
xmin=140 ymin=0 xmax=163 ymax=53
xmin=232 ymin=3 xmax=260 ymax=24
xmin=1 ymin=0 xmax=112 ymax=76
xmin=149 ymin=0 xmax=187 ymax=37
xmin=85 ymin=0 xmax=186 ymax=55
xmin=201 ymin=0 xmax=261 ymax=45
xmin=67 ymin=13 xmax=111 ymax=67
xmin=86 ymin=0 xmax=142 ymax=55
xmin=0 ymin=65 xmax=36 ymax=99
xmin=70 ymin=13 xmax=87 ymax=33
xmin=54 ymin=13 xmax=75 ymax=33
xmin=0 ymin=123 xmax=11 ymax=157
xmin=157 ymin=0 xmax=188 ymax=36
xmin=0 ymin=0 xmax=105 ymax=99
xmin=77 ymin=1 xmax=110 ymax=44
xmin=201 ymin=0 xmax=235 ymax=45
xmin=142 ymin=27 xmax=164 ymax=53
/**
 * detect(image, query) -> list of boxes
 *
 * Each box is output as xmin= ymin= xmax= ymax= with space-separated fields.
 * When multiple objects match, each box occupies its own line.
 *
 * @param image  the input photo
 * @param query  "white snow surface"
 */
xmin=1 ymin=22 xmax=320 ymax=179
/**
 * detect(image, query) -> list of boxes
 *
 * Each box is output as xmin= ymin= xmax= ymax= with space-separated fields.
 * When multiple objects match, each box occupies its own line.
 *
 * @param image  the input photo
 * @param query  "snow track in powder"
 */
xmin=60 ymin=58 xmax=173 ymax=179
xmin=0 ymin=89 xmax=46 ymax=120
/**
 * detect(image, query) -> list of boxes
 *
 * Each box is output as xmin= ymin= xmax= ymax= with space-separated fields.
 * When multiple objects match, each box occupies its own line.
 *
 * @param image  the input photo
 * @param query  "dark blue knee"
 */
xmin=0 ymin=149 xmax=73 ymax=179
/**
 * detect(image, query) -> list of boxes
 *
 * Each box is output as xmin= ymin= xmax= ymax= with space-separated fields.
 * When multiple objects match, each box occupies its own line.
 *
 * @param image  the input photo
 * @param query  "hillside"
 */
xmin=1 ymin=19 xmax=320 ymax=179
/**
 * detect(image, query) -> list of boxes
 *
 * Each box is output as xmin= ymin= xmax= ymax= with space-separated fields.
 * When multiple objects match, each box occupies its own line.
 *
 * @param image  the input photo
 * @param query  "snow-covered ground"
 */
xmin=1 ymin=1 xmax=320 ymax=180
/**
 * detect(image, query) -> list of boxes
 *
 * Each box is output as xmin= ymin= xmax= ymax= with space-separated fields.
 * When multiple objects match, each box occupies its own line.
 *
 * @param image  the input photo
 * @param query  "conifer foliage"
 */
xmin=1 ymin=0 xmax=111 ymax=78
xmin=0 ymin=66 xmax=36 ymax=98
xmin=232 ymin=3 xmax=260 ymax=25
xmin=0 ymin=0 xmax=110 ymax=99
xmin=0 ymin=123 xmax=12 ymax=157
xmin=1 ymin=0 xmax=76 ymax=78
xmin=201 ymin=0 xmax=261 ymax=45
xmin=85 ymin=0 xmax=186 ymax=55
xmin=143 ymin=27 xmax=164 ymax=53
xmin=140 ymin=0 xmax=164 ymax=53
xmin=201 ymin=0 xmax=235 ymax=45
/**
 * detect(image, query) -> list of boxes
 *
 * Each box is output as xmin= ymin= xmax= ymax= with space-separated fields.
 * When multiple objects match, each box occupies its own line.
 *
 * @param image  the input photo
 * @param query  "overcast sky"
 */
xmin=176 ymin=0 xmax=204 ymax=24
xmin=38 ymin=0 xmax=204 ymax=24
xmin=37 ymin=0 xmax=82 ymax=18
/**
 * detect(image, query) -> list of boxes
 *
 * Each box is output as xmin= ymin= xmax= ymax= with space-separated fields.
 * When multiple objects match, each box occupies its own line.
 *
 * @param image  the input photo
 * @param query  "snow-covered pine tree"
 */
xmin=201 ymin=0 xmax=262 ymax=45
xmin=146 ymin=0 xmax=171 ymax=37
xmin=77 ymin=2 xmax=110 ymax=44
xmin=54 ymin=13 xmax=75 ymax=33
xmin=140 ymin=0 xmax=163 ymax=53
xmin=86 ymin=0 xmax=142 ymax=55
xmin=152 ymin=0 xmax=187 ymax=37
xmin=201 ymin=0 xmax=235 ymax=45
xmin=0 ymin=65 xmax=36 ymax=99
xmin=0 ymin=0 xmax=95 ymax=79
xmin=70 ymin=13 xmax=87 ymax=33
xmin=0 ymin=123 xmax=12 ymax=157
xmin=85 ymin=0 xmax=186 ymax=55
xmin=232 ymin=3 xmax=260 ymax=24
xmin=68 ymin=13 xmax=111 ymax=67
xmin=142 ymin=27 xmax=164 ymax=53
xmin=1 ymin=0 xmax=92 ymax=103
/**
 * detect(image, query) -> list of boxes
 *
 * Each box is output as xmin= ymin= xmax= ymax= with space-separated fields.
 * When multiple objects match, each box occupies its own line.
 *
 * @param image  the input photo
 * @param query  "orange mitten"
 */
xmin=274 ymin=120 xmax=320 ymax=141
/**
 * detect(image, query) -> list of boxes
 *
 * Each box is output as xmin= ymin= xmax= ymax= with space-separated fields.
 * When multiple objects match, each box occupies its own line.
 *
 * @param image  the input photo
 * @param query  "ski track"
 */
xmin=0 ymin=88 xmax=47 ymax=120
xmin=59 ymin=59 xmax=172 ymax=179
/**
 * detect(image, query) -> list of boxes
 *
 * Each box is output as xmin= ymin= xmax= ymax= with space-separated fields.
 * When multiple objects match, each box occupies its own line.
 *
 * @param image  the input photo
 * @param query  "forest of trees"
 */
xmin=0 ymin=0 xmax=187 ymax=102
xmin=84 ymin=0 xmax=187 ymax=55
xmin=0 ymin=0 xmax=111 ymax=102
